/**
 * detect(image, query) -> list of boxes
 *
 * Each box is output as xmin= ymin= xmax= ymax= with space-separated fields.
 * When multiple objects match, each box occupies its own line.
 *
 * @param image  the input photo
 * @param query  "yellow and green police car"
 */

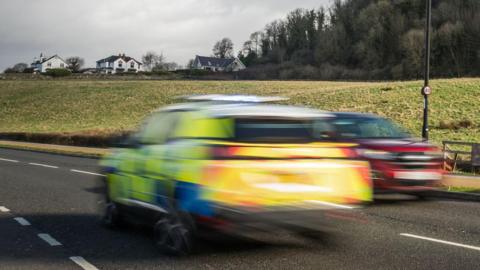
xmin=100 ymin=95 xmax=372 ymax=255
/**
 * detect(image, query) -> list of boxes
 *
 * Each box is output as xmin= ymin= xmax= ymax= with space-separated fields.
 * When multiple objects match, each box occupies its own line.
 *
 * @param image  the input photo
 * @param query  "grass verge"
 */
xmin=0 ymin=78 xmax=479 ymax=146
xmin=0 ymin=140 xmax=109 ymax=158
xmin=441 ymin=186 xmax=480 ymax=194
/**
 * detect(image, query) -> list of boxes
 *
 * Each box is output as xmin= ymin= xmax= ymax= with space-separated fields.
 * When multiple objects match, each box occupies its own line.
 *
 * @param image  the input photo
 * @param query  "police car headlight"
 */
xmin=357 ymin=149 xmax=394 ymax=160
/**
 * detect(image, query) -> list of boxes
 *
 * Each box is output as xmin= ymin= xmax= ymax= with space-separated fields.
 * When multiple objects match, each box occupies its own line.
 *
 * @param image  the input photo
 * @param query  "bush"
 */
xmin=188 ymin=69 xmax=210 ymax=76
xmin=438 ymin=119 xmax=474 ymax=130
xmin=4 ymin=68 xmax=17 ymax=74
xmin=458 ymin=119 xmax=473 ymax=128
xmin=45 ymin=68 xmax=71 ymax=77
xmin=22 ymin=68 xmax=35 ymax=74
xmin=151 ymin=69 xmax=171 ymax=76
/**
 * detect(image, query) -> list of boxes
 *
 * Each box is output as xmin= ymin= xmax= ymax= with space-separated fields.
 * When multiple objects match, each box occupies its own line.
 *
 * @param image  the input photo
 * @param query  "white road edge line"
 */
xmin=14 ymin=217 xmax=31 ymax=226
xmin=28 ymin=162 xmax=59 ymax=169
xmin=0 ymin=206 xmax=10 ymax=212
xmin=400 ymin=233 xmax=480 ymax=251
xmin=0 ymin=158 xmax=19 ymax=163
xmin=69 ymin=256 xmax=99 ymax=270
xmin=70 ymin=169 xmax=105 ymax=177
xmin=38 ymin=233 xmax=62 ymax=246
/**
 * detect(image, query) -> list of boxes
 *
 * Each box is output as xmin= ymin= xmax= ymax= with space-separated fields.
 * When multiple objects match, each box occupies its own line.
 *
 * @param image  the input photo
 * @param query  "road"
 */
xmin=0 ymin=147 xmax=479 ymax=270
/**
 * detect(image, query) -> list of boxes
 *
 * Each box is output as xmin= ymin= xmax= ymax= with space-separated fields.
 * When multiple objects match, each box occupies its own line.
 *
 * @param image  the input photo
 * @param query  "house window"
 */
xmin=118 ymin=61 xmax=123 ymax=67
xmin=130 ymin=62 xmax=135 ymax=68
xmin=47 ymin=62 xmax=52 ymax=67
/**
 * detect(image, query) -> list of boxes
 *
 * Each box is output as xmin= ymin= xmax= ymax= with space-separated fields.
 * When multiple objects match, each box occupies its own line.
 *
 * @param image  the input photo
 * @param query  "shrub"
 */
xmin=151 ymin=69 xmax=171 ymax=76
xmin=438 ymin=119 xmax=474 ymax=130
xmin=458 ymin=119 xmax=473 ymax=128
xmin=45 ymin=68 xmax=71 ymax=77
xmin=190 ymin=69 xmax=211 ymax=76
xmin=4 ymin=68 xmax=16 ymax=74
xmin=23 ymin=68 xmax=35 ymax=74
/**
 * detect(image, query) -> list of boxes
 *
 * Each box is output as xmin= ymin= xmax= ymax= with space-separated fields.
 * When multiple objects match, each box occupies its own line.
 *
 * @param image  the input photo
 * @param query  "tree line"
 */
xmin=238 ymin=0 xmax=480 ymax=80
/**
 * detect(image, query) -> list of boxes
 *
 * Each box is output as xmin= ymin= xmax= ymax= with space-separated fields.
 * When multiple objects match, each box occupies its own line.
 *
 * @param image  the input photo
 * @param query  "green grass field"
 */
xmin=0 ymin=78 xmax=479 ymax=145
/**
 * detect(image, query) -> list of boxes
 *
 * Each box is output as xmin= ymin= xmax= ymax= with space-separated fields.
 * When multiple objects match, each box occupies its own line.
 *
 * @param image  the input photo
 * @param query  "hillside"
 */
xmin=0 ymin=78 xmax=479 ymax=145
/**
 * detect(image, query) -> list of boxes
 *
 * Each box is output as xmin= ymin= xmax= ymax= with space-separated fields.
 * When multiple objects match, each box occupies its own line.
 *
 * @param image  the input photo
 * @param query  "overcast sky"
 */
xmin=0 ymin=0 xmax=330 ymax=71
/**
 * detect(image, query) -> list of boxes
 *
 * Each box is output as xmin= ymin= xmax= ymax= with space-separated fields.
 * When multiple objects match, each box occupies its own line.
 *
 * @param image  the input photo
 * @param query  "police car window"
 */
xmin=139 ymin=112 xmax=180 ymax=144
xmin=312 ymin=120 xmax=335 ymax=140
xmin=234 ymin=118 xmax=316 ymax=143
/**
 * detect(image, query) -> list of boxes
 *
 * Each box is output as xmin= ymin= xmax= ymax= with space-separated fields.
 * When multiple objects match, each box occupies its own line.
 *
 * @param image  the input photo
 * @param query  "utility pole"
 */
xmin=421 ymin=0 xmax=432 ymax=141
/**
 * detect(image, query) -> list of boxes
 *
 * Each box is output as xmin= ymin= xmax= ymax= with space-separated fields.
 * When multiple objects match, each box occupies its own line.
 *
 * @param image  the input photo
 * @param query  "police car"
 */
xmin=100 ymin=95 xmax=372 ymax=255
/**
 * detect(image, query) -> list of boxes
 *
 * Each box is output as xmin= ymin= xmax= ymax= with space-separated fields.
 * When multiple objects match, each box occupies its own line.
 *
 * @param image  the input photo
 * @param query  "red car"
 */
xmin=326 ymin=113 xmax=444 ymax=196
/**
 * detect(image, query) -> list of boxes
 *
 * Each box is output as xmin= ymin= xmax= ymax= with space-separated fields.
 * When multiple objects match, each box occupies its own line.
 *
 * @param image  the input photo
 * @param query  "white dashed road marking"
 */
xmin=14 ymin=217 xmax=31 ymax=226
xmin=401 ymin=233 xmax=480 ymax=252
xmin=38 ymin=233 xmax=62 ymax=246
xmin=28 ymin=162 xmax=59 ymax=169
xmin=0 ymin=158 xmax=19 ymax=163
xmin=70 ymin=169 xmax=105 ymax=177
xmin=69 ymin=256 xmax=99 ymax=270
xmin=0 ymin=206 xmax=10 ymax=212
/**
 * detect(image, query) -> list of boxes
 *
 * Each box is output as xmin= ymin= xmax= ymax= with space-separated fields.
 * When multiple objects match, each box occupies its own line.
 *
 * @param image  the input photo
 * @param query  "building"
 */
xmin=31 ymin=53 xmax=68 ymax=73
xmin=193 ymin=55 xmax=246 ymax=72
xmin=96 ymin=54 xmax=143 ymax=74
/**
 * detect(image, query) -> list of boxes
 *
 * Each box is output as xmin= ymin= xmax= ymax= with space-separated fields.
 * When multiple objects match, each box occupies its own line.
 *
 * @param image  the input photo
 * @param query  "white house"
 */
xmin=96 ymin=54 xmax=143 ymax=74
xmin=31 ymin=54 xmax=68 ymax=73
xmin=193 ymin=55 xmax=246 ymax=72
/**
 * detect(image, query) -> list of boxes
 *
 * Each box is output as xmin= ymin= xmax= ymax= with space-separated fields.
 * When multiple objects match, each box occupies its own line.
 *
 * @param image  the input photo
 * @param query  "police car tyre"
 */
xmin=154 ymin=215 xmax=193 ymax=256
xmin=103 ymin=202 xmax=123 ymax=229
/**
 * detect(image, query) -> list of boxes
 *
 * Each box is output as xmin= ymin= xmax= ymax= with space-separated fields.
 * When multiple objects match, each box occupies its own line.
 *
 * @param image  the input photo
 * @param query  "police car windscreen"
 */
xmin=234 ymin=118 xmax=314 ymax=143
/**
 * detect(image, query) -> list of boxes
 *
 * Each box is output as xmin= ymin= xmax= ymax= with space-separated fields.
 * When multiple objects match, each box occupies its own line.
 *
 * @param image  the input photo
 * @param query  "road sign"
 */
xmin=422 ymin=86 xmax=432 ymax=95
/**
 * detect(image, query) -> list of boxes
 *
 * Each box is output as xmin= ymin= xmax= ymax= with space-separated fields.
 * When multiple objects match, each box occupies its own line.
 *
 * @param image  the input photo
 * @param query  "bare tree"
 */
xmin=213 ymin=38 xmax=234 ymax=58
xmin=162 ymin=62 xmax=178 ymax=71
xmin=65 ymin=57 xmax=84 ymax=72
xmin=142 ymin=51 xmax=166 ymax=71
xmin=12 ymin=63 xmax=28 ymax=73
xmin=249 ymin=31 xmax=262 ymax=55
xmin=186 ymin=59 xmax=195 ymax=69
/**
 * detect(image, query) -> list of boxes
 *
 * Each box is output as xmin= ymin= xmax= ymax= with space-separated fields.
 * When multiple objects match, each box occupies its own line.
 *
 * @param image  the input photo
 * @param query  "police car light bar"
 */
xmin=183 ymin=94 xmax=288 ymax=103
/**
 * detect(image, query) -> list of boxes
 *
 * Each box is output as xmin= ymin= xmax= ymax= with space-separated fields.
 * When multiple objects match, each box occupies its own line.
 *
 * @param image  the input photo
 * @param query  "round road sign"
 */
xmin=422 ymin=86 xmax=432 ymax=95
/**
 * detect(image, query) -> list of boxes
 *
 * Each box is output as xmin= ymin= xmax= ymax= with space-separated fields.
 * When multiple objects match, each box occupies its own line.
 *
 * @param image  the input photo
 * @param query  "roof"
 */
xmin=195 ymin=56 xmax=236 ymax=68
xmin=207 ymin=104 xmax=332 ymax=119
xmin=184 ymin=95 xmax=287 ymax=103
xmin=96 ymin=55 xmax=142 ymax=65
xmin=32 ymin=55 xmax=66 ymax=65
xmin=159 ymin=102 xmax=332 ymax=119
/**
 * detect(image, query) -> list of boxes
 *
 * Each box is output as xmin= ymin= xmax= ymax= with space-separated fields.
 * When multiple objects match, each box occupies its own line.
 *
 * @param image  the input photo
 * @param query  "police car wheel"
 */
xmin=103 ymin=202 xmax=123 ymax=229
xmin=154 ymin=215 xmax=193 ymax=256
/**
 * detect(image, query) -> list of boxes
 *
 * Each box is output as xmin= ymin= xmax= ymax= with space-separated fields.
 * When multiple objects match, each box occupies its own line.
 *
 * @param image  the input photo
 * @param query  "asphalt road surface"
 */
xmin=0 ymin=147 xmax=479 ymax=270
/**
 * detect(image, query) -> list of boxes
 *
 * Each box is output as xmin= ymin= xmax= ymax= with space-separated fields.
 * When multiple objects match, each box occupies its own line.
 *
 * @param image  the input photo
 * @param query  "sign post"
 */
xmin=421 ymin=0 xmax=432 ymax=141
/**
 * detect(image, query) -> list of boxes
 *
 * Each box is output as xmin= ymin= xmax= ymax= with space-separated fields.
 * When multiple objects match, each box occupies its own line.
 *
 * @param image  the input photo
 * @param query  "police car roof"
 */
xmin=160 ymin=102 xmax=332 ymax=119
xmin=183 ymin=94 xmax=287 ymax=103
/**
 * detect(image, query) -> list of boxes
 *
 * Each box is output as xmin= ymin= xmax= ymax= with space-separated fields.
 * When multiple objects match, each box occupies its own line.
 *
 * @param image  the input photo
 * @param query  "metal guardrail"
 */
xmin=442 ymin=141 xmax=480 ymax=174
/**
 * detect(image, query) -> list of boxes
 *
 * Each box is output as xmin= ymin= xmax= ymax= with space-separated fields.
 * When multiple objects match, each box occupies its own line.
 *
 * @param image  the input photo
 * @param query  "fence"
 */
xmin=442 ymin=141 xmax=480 ymax=174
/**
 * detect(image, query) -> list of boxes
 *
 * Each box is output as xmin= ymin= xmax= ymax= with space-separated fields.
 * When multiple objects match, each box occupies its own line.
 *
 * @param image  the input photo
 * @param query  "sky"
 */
xmin=0 ymin=0 xmax=330 ymax=71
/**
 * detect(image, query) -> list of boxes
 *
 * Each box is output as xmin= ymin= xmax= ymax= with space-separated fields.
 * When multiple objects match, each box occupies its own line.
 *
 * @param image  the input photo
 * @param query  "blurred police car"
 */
xmin=100 ymin=95 xmax=372 ymax=255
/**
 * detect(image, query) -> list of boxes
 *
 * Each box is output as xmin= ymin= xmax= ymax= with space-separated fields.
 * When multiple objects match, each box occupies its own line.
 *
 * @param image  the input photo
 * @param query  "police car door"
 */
xmin=134 ymin=111 xmax=181 ymax=206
